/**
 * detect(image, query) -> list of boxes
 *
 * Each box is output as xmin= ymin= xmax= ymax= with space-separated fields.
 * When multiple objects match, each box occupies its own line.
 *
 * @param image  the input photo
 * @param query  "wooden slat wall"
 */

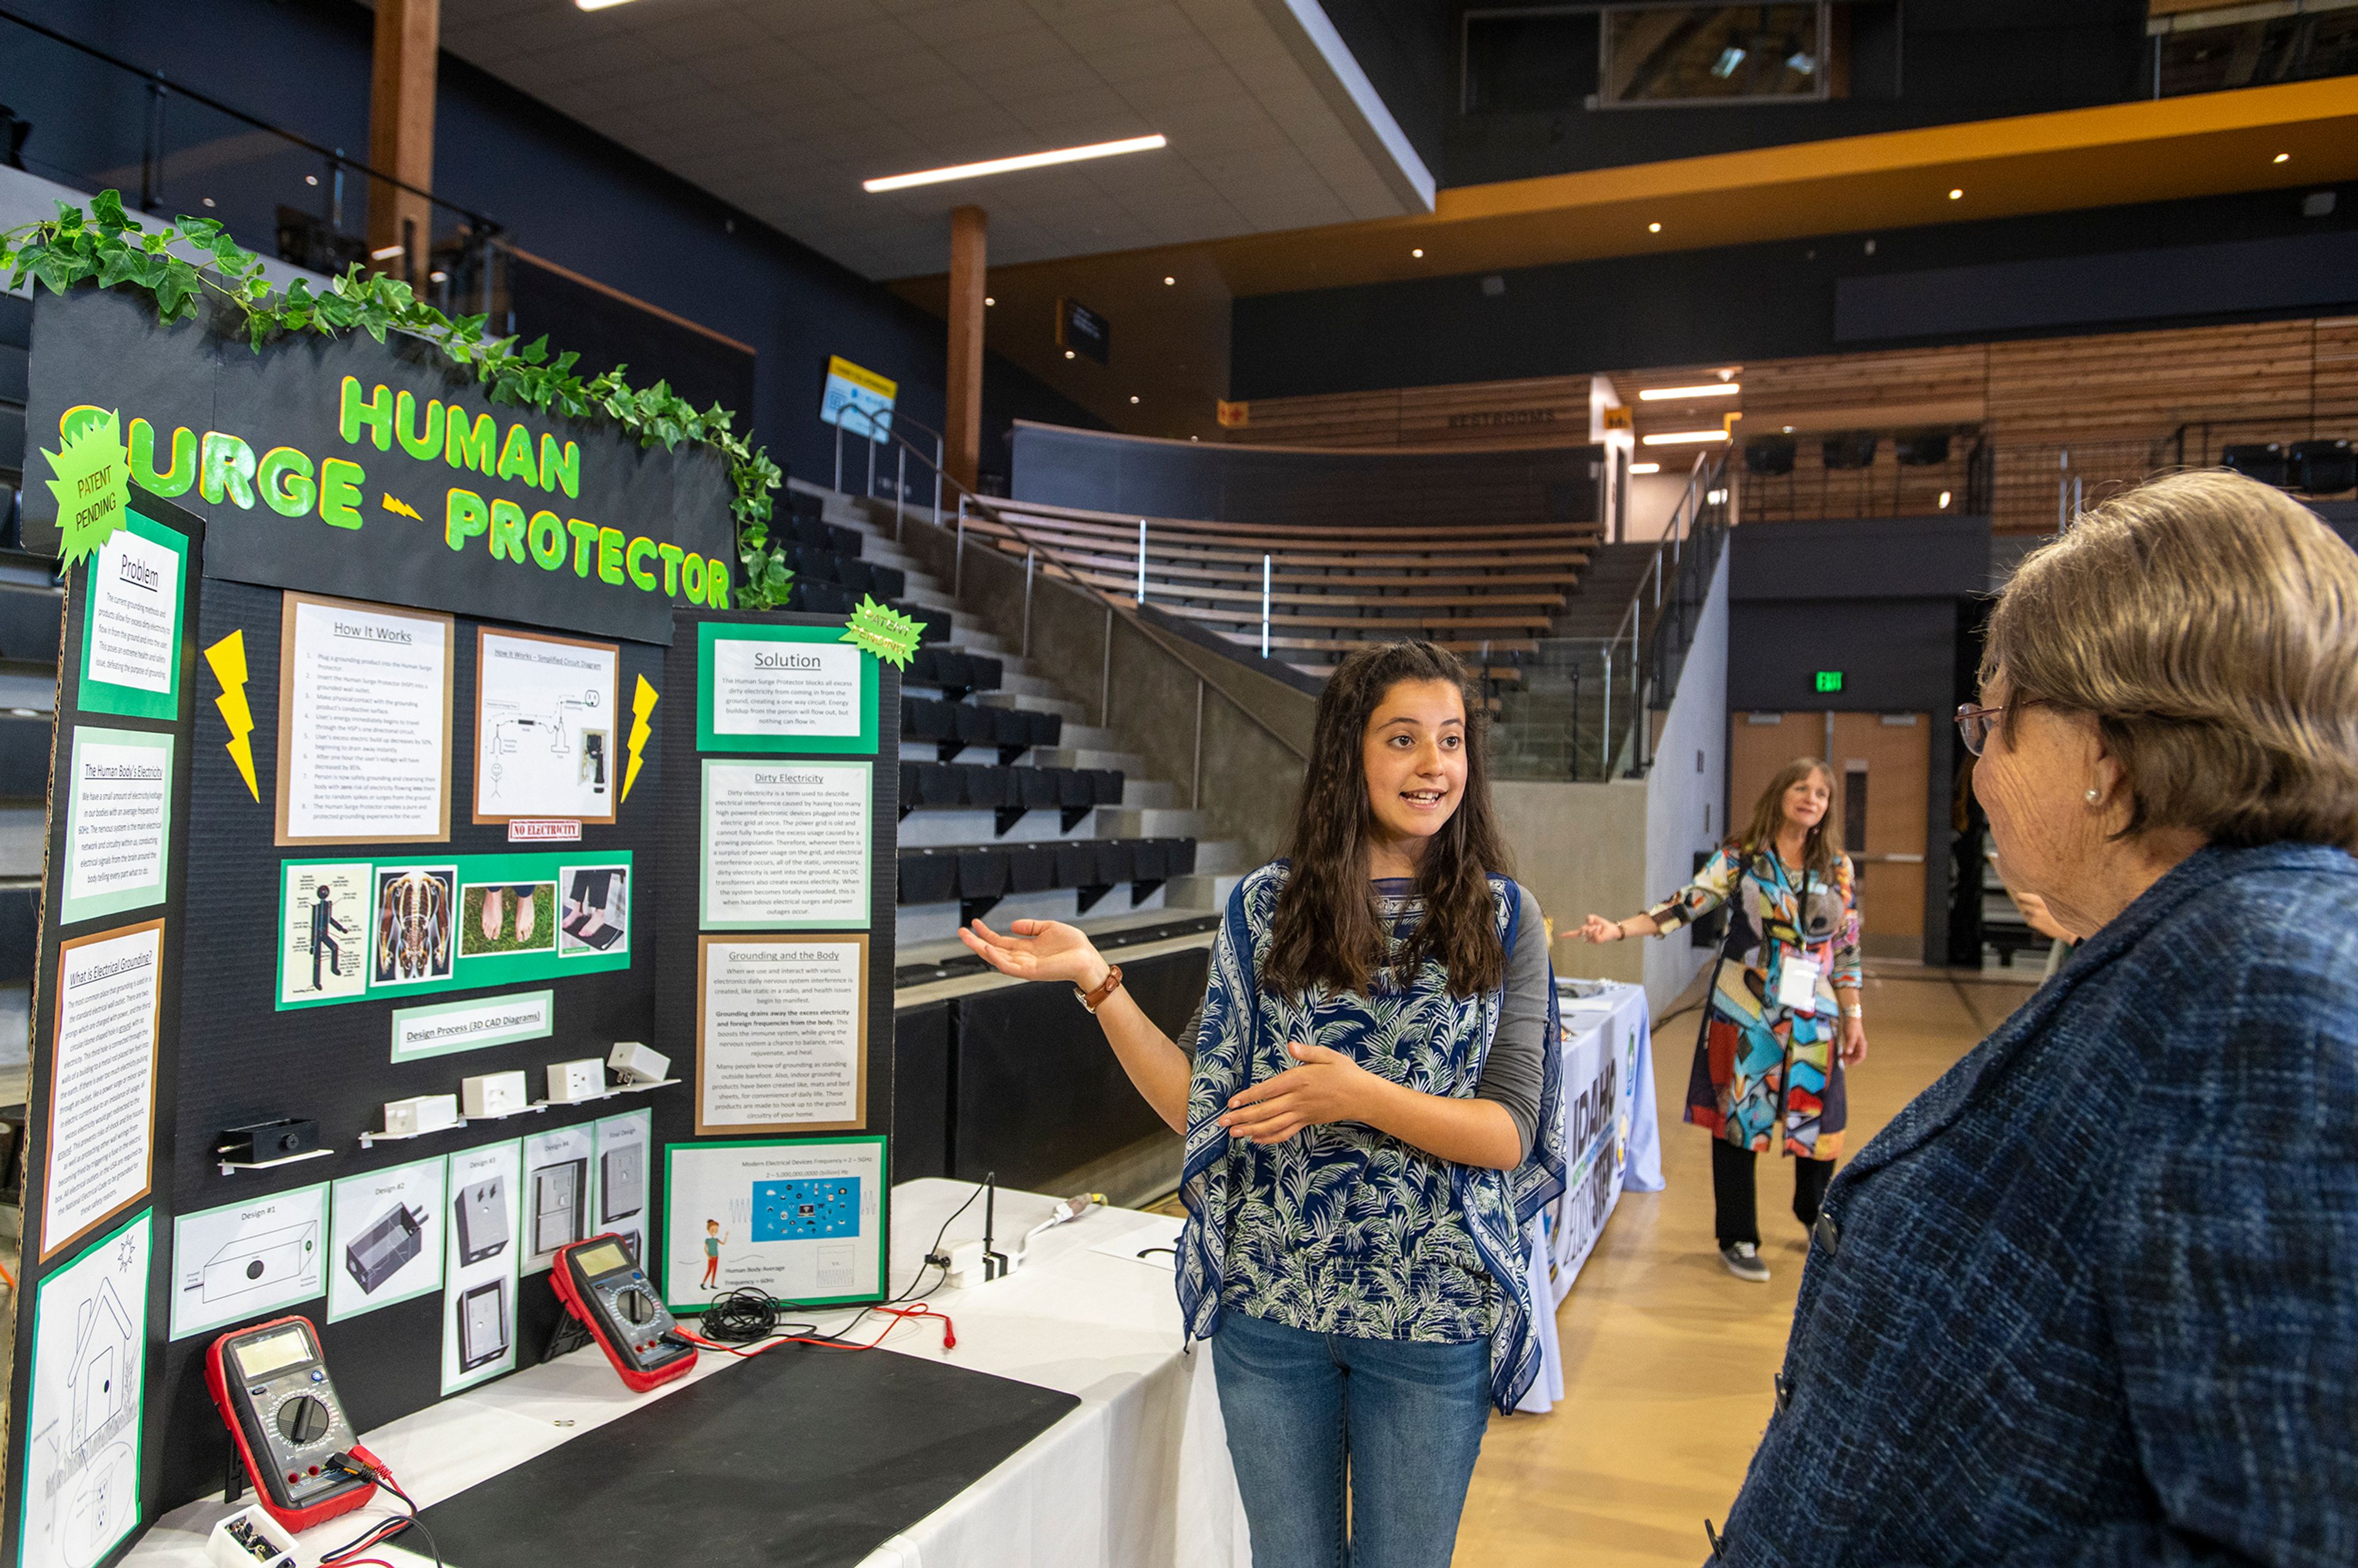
xmin=1232 ymin=316 xmax=2358 ymax=532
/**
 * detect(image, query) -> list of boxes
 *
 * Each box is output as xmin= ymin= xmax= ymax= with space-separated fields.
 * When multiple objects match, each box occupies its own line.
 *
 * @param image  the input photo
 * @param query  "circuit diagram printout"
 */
xmin=23 ymin=1211 xmax=153 ymax=1568
xmin=474 ymin=630 xmax=619 ymax=823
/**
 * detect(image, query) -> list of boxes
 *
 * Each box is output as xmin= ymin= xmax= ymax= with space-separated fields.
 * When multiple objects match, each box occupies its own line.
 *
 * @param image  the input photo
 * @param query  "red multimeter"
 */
xmin=550 ymin=1233 xmax=697 ymax=1393
xmin=204 ymin=1316 xmax=380 ymax=1532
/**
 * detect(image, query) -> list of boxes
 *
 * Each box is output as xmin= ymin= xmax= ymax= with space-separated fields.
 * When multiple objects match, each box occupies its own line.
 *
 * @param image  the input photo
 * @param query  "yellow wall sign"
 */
xmin=822 ymin=356 xmax=898 ymax=441
xmin=1216 ymin=399 xmax=1250 ymax=429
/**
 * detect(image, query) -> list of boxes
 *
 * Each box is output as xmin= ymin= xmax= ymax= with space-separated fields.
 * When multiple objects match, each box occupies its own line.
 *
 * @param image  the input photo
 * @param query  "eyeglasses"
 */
xmin=1955 ymin=704 xmax=2002 ymax=756
xmin=1957 ymin=699 xmax=2051 ymax=756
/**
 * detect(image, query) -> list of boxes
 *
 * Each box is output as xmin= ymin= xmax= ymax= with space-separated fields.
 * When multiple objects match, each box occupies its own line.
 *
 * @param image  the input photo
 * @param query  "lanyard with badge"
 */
xmin=1767 ymin=854 xmax=1823 ymax=1012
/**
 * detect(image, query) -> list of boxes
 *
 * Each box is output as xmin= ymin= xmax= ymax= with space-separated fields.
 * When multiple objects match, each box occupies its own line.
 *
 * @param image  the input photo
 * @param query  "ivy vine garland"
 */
xmin=1 ymin=191 xmax=795 ymax=608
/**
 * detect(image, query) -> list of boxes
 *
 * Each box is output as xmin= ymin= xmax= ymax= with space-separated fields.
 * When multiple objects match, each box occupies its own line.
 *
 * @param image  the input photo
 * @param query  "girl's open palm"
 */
xmin=957 ymin=917 xmax=1107 ymax=988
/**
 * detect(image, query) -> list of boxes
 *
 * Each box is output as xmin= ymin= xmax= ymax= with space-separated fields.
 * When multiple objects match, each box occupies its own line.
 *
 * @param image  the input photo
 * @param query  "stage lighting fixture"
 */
xmin=2221 ymin=443 xmax=2289 ymax=487
xmin=1821 ymin=432 xmax=1878 ymax=470
xmin=1745 ymin=436 xmax=1797 ymax=476
xmin=863 ymin=134 xmax=1166 ymax=193
xmin=1895 ymin=432 xmax=1950 ymax=467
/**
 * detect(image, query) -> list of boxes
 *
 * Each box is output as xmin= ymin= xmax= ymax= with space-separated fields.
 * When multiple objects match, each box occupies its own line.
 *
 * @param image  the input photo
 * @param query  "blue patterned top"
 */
xmin=1176 ymin=863 xmax=1567 ymax=1411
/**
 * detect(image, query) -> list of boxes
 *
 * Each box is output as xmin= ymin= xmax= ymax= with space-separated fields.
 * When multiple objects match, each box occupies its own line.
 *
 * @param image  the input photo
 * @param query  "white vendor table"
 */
xmin=120 ymin=1179 xmax=1250 ymax=1568
xmin=1517 ymin=978 xmax=1661 ymax=1414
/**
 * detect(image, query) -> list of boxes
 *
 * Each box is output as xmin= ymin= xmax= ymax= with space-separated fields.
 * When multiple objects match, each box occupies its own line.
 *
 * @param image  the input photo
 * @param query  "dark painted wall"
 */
xmin=1727 ymin=515 xmax=1991 ymax=963
xmin=1232 ymin=182 xmax=2358 ymax=398
xmin=1 ymin=0 xmax=1105 ymax=486
xmin=1325 ymin=0 xmax=1455 ymax=178
xmin=1446 ymin=0 xmax=2149 ymax=188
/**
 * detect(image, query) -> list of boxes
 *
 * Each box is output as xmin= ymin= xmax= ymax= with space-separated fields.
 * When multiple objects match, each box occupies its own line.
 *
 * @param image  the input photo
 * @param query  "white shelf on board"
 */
xmin=532 ymin=1077 xmax=679 ymax=1111
xmin=217 ymin=1147 xmax=337 ymax=1177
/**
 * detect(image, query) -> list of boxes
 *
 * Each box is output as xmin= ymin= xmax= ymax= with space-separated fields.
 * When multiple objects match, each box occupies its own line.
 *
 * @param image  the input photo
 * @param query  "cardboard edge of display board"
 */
xmin=470 ymin=624 xmax=622 ymax=826
xmin=691 ymin=933 xmax=871 ymax=1136
xmin=273 ymin=590 xmax=457 ymax=847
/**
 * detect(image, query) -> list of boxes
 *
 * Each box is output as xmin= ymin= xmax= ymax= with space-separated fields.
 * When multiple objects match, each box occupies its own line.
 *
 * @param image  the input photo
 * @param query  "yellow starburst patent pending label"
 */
xmin=839 ymin=594 xmax=925 ymax=670
xmin=44 ymin=407 xmax=131 ymax=573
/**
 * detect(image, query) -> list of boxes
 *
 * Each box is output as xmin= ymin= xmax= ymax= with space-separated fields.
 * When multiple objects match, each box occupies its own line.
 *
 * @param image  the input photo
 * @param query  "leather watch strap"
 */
xmin=1075 ymin=963 xmax=1124 ymax=1014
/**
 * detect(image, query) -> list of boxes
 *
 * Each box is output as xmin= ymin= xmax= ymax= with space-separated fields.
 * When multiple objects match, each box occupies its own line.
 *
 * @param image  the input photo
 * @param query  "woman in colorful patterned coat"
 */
xmin=1578 ymin=758 xmax=1866 ymax=1283
xmin=957 ymin=642 xmax=1564 ymax=1568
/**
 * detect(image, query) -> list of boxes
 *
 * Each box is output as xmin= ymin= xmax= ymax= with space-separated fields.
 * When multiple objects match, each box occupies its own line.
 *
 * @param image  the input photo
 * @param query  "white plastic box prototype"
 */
xmin=607 ymin=1040 xmax=670 ymax=1085
xmin=383 ymin=1093 xmax=460 ymax=1136
xmin=545 ymin=1058 xmax=606 ymax=1103
xmin=461 ymin=1071 xmax=531 ymax=1119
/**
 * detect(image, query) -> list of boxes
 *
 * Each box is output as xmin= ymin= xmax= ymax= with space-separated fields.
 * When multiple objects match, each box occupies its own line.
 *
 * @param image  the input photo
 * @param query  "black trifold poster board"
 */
xmin=7 ymin=286 xmax=910 ymax=1568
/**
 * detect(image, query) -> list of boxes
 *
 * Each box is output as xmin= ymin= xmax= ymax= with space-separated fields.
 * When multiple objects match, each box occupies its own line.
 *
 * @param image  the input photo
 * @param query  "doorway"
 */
xmin=1730 ymin=710 xmax=1930 ymax=960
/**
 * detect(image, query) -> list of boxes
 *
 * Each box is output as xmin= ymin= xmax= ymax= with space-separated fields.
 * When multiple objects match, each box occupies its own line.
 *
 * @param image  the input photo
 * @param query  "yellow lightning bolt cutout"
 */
xmin=381 ymin=494 xmax=422 ymax=521
xmin=203 ymin=630 xmax=260 ymax=802
xmin=622 ymin=675 xmax=658 ymax=804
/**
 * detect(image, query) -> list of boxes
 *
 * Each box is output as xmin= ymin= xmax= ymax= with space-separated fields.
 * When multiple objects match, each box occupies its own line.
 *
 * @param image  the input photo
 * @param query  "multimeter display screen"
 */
xmin=235 ymin=1325 xmax=313 ymax=1379
xmin=572 ymin=1240 xmax=631 ymax=1277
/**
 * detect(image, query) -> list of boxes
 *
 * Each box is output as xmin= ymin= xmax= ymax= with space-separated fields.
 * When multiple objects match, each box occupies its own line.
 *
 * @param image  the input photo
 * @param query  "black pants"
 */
xmin=1711 ymin=1139 xmax=1835 ymax=1247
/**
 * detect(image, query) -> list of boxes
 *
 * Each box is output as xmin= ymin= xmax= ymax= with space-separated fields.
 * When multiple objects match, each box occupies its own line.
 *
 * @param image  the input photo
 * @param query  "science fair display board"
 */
xmin=5 ymin=287 xmax=900 ymax=1568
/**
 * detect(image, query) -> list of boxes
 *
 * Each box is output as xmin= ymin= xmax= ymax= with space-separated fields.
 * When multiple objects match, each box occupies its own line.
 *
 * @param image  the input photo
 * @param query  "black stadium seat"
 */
xmin=1166 ymin=838 xmax=1198 ymax=876
xmin=955 ymin=848 xmax=1007 ymax=899
xmin=868 ymin=562 xmax=907 ymax=599
xmin=1091 ymin=840 xmax=1135 ymax=885
xmin=1006 ymin=844 xmax=1056 ymax=893
xmin=1054 ymin=768 xmax=1092 ymax=809
xmin=897 ymin=847 xmax=957 ymax=904
xmin=1086 ymin=769 xmax=1124 ymax=805
xmin=957 ymin=764 xmax=1013 ymax=808
xmin=953 ymin=704 xmax=995 ymax=745
xmin=1054 ymin=842 xmax=1099 ymax=887
xmin=1026 ymin=709 xmax=1063 ymax=746
xmin=0 ymin=583 xmax=63 ymax=665
xmin=991 ymin=708 xmax=1033 ymax=747
xmin=1016 ymin=769 xmax=1057 ymax=810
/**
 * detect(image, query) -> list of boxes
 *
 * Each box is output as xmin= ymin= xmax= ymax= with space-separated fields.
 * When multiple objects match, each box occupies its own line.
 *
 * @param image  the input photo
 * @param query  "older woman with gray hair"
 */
xmin=1708 ymin=470 xmax=2358 ymax=1566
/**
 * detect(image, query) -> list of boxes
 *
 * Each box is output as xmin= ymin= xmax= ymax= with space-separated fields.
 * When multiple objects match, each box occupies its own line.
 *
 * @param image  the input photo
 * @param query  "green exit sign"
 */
xmin=1814 ymin=670 xmax=1845 ymax=694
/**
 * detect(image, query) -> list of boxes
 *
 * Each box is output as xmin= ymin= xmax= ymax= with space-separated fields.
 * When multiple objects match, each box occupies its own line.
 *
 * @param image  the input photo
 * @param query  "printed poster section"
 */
xmin=276 ymin=851 xmax=630 ymax=1011
xmin=41 ymin=920 xmax=163 ymax=1263
xmin=442 ymin=1140 xmax=524 ymax=1395
xmin=473 ymin=627 xmax=620 ymax=825
xmin=167 ymin=1184 xmax=328 ymax=1340
xmin=663 ymin=1136 xmax=886 ymax=1314
xmin=591 ymin=1109 xmax=652 ymax=1268
xmin=699 ymin=759 xmax=871 ymax=930
xmin=21 ymin=1209 xmax=153 ymax=1568
xmin=277 ymin=591 xmax=454 ymax=846
xmin=58 ymin=726 xmax=173 ymax=926
xmin=389 ymin=990 xmax=554 ymax=1065
xmin=327 ymin=1157 xmax=448 ymax=1322
xmin=76 ymin=504 xmax=187 ymax=721
xmin=696 ymin=934 xmax=869 ymax=1136
xmin=695 ymin=621 xmax=877 ymax=754
xmin=520 ymin=1123 xmax=596 ymax=1276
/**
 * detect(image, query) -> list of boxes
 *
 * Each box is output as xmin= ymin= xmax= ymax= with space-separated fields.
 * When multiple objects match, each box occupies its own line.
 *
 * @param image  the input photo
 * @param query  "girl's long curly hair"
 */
xmin=1263 ymin=642 xmax=1512 ymax=998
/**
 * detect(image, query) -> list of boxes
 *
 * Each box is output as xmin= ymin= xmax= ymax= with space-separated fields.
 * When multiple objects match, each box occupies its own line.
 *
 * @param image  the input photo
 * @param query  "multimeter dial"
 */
xmin=276 ymin=1394 xmax=332 ymax=1445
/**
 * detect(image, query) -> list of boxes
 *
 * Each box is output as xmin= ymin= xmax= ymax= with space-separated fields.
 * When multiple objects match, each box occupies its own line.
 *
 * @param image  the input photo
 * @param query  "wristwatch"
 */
xmin=1075 ymin=964 xmax=1124 ymax=1014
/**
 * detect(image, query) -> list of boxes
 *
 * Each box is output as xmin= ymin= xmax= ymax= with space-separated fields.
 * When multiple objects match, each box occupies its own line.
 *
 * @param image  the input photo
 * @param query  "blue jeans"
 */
xmin=1212 ymin=1310 xmax=1492 ymax=1568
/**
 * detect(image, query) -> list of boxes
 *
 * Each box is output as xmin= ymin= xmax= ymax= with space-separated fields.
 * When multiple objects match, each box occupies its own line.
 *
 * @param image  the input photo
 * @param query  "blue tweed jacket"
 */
xmin=1716 ymin=842 xmax=2358 ymax=1567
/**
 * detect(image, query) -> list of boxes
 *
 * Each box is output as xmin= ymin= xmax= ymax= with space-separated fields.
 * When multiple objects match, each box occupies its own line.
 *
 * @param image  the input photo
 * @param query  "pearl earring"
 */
xmin=2085 ymin=789 xmax=2100 ymax=802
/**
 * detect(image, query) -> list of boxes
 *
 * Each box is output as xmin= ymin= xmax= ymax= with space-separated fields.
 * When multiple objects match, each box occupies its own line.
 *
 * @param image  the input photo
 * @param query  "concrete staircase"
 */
xmin=787 ymin=482 xmax=1251 ymax=970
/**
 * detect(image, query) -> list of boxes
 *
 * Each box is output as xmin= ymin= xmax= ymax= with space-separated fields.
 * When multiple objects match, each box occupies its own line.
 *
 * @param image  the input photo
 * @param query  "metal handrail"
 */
xmin=1593 ymin=447 xmax=1730 ymax=777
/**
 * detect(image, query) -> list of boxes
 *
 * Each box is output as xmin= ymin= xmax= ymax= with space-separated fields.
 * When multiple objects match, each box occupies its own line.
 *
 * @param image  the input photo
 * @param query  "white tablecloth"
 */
xmin=119 ymin=1179 xmax=1249 ymax=1568
xmin=1517 ymin=978 xmax=1660 ymax=1413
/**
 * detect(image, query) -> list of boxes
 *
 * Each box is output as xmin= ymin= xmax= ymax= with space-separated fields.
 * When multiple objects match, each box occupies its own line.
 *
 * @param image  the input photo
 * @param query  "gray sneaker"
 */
xmin=1720 ymin=1242 xmax=1771 ymax=1283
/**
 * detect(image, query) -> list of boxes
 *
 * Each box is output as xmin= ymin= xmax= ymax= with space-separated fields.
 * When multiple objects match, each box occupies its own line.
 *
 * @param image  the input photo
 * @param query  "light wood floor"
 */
xmin=1453 ymin=963 xmax=2041 ymax=1566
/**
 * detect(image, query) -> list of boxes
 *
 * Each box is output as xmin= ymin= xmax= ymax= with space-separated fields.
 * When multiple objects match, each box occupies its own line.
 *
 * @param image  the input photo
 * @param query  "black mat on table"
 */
xmin=414 ymin=1345 xmax=1080 ymax=1567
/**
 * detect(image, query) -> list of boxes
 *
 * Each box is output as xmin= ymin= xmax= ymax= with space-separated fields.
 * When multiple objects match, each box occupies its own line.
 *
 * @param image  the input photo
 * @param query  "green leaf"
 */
xmin=88 ymin=189 xmax=131 ymax=233
xmin=142 ymin=230 xmax=170 ymax=254
xmin=520 ymin=333 xmax=549 ymax=364
xmin=174 ymin=215 xmax=224 ymax=247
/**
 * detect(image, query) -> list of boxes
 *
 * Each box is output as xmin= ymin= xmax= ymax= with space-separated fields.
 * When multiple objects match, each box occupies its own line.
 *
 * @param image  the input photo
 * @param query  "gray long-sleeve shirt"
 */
xmin=1177 ymin=880 xmax=1551 ymax=1160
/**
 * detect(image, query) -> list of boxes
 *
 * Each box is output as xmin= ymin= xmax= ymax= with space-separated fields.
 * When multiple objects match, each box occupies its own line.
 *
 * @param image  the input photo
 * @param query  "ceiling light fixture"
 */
xmin=984 ymin=296 xmax=995 ymax=306
xmin=1648 ymin=222 xmax=1662 ymax=233
xmin=370 ymin=243 xmax=404 ymax=260
xmin=1129 ymin=395 xmax=1140 ymax=403
xmin=577 ymin=0 xmax=639 ymax=9
xmin=1629 ymin=462 xmax=1662 ymax=475
xmin=1948 ymin=188 xmax=1963 ymax=200
xmin=1641 ymin=430 xmax=1730 ymax=446
xmin=1939 ymin=490 xmax=1953 ymax=508
xmin=1412 ymin=247 xmax=1424 ymax=258
xmin=1638 ymin=383 xmax=1740 ymax=401
xmin=1162 ymin=276 xmax=1175 ymax=285
xmin=2274 ymin=152 xmax=2290 ymax=163
xmin=1711 ymin=45 xmax=1746 ymax=78
xmin=863 ymin=133 xmax=1166 ymax=193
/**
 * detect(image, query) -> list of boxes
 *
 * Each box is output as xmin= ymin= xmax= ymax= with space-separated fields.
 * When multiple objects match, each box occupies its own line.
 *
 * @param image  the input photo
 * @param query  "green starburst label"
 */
xmin=44 ymin=406 xmax=131 ymax=574
xmin=839 ymin=594 xmax=925 ymax=669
